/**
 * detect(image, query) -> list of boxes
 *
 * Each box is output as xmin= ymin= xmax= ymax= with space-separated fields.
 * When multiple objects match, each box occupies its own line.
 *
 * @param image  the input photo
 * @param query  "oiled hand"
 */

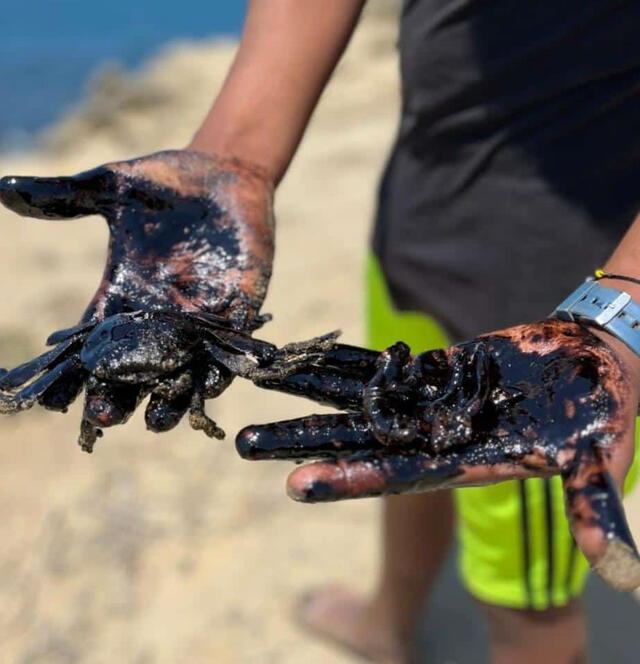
xmin=0 ymin=150 xmax=275 ymax=448
xmin=0 ymin=149 xmax=274 ymax=327
xmin=237 ymin=320 xmax=640 ymax=591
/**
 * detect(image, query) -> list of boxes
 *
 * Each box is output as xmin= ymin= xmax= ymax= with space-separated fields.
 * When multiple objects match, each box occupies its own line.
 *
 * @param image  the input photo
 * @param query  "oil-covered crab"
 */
xmin=237 ymin=319 xmax=640 ymax=591
xmin=0 ymin=309 xmax=337 ymax=452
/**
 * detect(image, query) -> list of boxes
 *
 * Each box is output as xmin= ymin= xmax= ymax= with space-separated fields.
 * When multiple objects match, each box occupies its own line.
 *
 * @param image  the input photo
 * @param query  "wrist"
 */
xmin=186 ymin=131 xmax=282 ymax=185
xmin=180 ymin=144 xmax=276 ymax=190
xmin=591 ymin=326 xmax=640 ymax=385
xmin=598 ymin=274 xmax=640 ymax=306
xmin=586 ymin=273 xmax=640 ymax=380
xmin=553 ymin=276 xmax=640 ymax=382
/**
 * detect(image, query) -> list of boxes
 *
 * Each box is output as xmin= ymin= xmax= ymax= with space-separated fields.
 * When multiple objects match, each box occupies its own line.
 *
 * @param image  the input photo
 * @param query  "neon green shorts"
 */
xmin=366 ymin=255 xmax=639 ymax=610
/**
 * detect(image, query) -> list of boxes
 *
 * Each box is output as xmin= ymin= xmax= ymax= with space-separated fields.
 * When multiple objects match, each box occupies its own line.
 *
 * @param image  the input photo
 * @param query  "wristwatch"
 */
xmin=551 ymin=278 xmax=640 ymax=357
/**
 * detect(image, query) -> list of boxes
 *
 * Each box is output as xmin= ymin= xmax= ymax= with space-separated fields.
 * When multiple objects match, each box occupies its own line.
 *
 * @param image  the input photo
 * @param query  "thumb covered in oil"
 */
xmin=0 ymin=166 xmax=113 ymax=220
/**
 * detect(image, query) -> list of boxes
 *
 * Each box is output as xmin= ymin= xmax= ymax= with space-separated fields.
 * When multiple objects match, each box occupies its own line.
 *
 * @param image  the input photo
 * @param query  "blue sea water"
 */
xmin=1 ymin=0 xmax=246 ymax=152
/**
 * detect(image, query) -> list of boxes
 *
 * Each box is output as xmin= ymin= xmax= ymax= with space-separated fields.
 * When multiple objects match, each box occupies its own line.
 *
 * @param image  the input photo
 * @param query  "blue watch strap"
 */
xmin=551 ymin=279 xmax=640 ymax=357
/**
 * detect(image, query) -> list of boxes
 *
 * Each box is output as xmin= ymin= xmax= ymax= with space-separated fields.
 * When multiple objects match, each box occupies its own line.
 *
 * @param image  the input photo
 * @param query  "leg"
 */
xmin=482 ymin=424 xmax=640 ymax=664
xmin=0 ymin=357 xmax=85 ymax=415
xmin=0 ymin=337 xmax=79 ymax=390
xmin=299 ymin=491 xmax=455 ymax=664
xmin=296 ymin=256 xmax=454 ymax=662
xmin=481 ymin=599 xmax=586 ymax=664
xmin=83 ymin=376 xmax=144 ymax=428
xmin=376 ymin=492 xmax=455 ymax=648
xmin=189 ymin=389 xmax=225 ymax=439
xmin=457 ymin=477 xmax=594 ymax=663
xmin=145 ymin=370 xmax=194 ymax=433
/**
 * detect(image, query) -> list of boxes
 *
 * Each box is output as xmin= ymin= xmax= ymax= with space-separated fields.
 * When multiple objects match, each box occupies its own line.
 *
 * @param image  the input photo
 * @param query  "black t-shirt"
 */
xmin=373 ymin=0 xmax=640 ymax=341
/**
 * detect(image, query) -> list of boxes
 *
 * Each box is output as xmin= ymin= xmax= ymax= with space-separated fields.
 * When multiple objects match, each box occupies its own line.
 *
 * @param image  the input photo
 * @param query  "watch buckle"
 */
xmin=593 ymin=291 xmax=631 ymax=326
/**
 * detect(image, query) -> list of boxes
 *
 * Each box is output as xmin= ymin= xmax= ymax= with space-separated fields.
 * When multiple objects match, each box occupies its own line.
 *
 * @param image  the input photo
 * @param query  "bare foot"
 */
xmin=296 ymin=584 xmax=410 ymax=663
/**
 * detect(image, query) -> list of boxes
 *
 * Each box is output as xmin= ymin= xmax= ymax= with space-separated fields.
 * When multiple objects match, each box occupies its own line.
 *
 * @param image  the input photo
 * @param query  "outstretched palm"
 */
xmin=237 ymin=319 xmax=640 ymax=591
xmin=0 ymin=149 xmax=274 ymax=327
xmin=0 ymin=150 xmax=275 ymax=445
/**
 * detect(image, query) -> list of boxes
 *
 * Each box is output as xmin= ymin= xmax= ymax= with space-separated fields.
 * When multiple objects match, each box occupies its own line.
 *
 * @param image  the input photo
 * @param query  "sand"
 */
xmin=0 ymin=4 xmax=637 ymax=663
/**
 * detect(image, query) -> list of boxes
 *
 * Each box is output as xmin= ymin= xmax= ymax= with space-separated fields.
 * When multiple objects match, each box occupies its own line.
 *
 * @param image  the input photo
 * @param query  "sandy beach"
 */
xmin=0 ymin=4 xmax=638 ymax=663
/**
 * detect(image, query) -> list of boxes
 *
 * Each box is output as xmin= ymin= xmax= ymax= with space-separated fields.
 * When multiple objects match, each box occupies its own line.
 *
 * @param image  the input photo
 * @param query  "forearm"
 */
xmin=188 ymin=0 xmax=367 ymax=183
xmin=589 ymin=213 xmax=640 ymax=380
xmin=599 ymin=213 xmax=640 ymax=305
xmin=603 ymin=213 xmax=640 ymax=280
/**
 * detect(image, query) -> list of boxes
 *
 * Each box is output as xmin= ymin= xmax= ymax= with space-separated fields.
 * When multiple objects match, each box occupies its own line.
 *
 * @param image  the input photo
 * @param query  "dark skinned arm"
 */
xmin=189 ymin=0 xmax=367 ymax=183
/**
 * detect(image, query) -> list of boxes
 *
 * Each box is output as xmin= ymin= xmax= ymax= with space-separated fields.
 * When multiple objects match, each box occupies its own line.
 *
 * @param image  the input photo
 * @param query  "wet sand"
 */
xmin=0 ymin=5 xmax=637 ymax=663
